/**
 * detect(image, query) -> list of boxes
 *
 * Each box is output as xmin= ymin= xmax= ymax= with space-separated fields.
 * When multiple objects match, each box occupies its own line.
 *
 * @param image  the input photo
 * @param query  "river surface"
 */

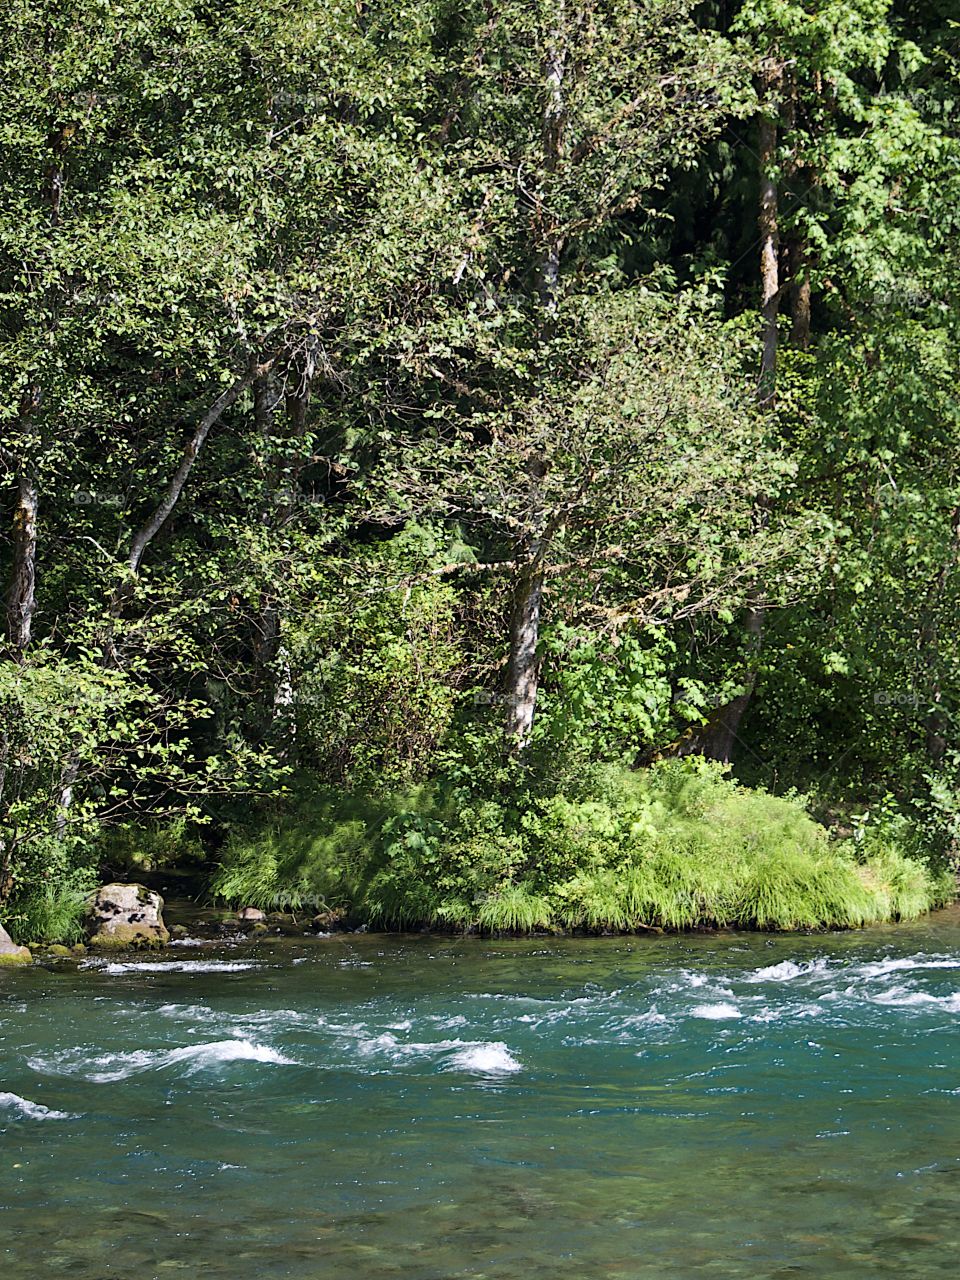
xmin=2 ymin=911 xmax=960 ymax=1279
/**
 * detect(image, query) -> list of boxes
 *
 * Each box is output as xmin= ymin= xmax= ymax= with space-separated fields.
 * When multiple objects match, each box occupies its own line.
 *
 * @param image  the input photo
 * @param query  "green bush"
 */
xmin=212 ymin=787 xmax=396 ymax=915
xmin=211 ymin=758 xmax=952 ymax=933
xmin=9 ymin=882 xmax=90 ymax=945
xmin=97 ymin=818 xmax=206 ymax=874
xmin=4 ymin=837 xmax=96 ymax=944
xmin=843 ymin=804 xmax=955 ymax=921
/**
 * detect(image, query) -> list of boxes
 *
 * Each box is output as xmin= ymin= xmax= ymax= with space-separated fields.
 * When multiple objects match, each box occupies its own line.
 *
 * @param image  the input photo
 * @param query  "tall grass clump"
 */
xmin=211 ymin=758 xmax=952 ymax=933
xmin=8 ymin=880 xmax=91 ymax=944
xmin=476 ymin=884 xmax=554 ymax=932
xmin=212 ymin=786 xmax=403 ymax=916
xmin=845 ymin=809 xmax=954 ymax=922
xmin=4 ymin=837 xmax=96 ymax=944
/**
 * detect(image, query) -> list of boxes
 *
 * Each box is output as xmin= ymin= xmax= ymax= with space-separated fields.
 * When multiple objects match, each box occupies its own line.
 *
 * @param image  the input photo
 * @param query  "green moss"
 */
xmin=0 ymin=947 xmax=32 ymax=966
xmin=88 ymin=925 xmax=169 ymax=950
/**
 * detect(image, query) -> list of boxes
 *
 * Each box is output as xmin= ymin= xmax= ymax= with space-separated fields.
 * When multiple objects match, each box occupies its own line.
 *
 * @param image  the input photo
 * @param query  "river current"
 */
xmin=3 ymin=910 xmax=960 ymax=1278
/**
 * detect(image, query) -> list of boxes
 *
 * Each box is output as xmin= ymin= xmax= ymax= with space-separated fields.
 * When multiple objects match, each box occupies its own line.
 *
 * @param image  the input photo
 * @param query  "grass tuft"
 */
xmin=476 ymin=884 xmax=553 ymax=933
xmin=8 ymin=881 xmax=89 ymax=945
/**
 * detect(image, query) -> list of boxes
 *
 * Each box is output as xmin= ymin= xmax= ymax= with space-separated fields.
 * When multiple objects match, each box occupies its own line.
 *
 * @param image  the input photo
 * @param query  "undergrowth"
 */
xmin=211 ymin=758 xmax=954 ymax=933
xmin=6 ymin=879 xmax=92 ymax=945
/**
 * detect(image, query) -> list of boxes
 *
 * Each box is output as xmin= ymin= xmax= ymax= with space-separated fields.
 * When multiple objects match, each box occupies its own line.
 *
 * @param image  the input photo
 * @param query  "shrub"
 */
xmin=211 ymin=758 xmax=951 ymax=933
xmin=212 ymin=787 xmax=392 ymax=914
xmin=3 ymin=837 xmax=96 ymax=944
xmin=97 ymin=818 xmax=206 ymax=874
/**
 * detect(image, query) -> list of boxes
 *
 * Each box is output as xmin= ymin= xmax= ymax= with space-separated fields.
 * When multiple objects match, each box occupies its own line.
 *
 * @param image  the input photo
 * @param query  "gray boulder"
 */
xmin=0 ymin=923 xmax=32 ymax=966
xmin=86 ymin=883 xmax=170 ymax=949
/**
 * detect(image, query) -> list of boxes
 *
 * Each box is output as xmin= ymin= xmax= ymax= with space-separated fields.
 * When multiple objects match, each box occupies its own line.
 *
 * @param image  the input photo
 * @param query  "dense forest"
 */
xmin=2 ymin=0 xmax=959 ymax=943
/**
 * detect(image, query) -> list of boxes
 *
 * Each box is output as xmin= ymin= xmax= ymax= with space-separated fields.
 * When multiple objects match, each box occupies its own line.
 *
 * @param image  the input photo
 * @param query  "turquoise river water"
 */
xmin=2 ymin=910 xmax=960 ymax=1279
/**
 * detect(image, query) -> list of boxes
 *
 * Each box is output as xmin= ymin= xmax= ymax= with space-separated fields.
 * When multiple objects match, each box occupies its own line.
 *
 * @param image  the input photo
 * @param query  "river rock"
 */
xmin=0 ymin=923 xmax=32 ymax=966
xmin=237 ymin=906 xmax=266 ymax=923
xmin=86 ymin=883 xmax=170 ymax=949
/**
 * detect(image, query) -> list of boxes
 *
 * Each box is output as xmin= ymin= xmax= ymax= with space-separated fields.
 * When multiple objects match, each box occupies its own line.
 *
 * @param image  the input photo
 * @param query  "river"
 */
xmin=3 ymin=909 xmax=960 ymax=1278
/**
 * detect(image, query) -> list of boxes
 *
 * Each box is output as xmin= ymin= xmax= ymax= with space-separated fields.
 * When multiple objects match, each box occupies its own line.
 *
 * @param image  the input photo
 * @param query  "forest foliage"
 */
xmin=1 ymin=0 xmax=959 ymax=937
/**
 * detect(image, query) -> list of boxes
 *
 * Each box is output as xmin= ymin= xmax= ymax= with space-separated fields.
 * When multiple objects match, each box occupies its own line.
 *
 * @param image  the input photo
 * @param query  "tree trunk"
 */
xmin=504 ymin=562 xmax=544 ymax=751
xmin=6 ymin=474 xmax=38 ymax=655
xmin=696 ymin=57 xmax=781 ymax=764
xmin=537 ymin=20 xmax=565 ymax=314
xmin=255 ymin=350 xmax=315 ymax=764
xmin=54 ymin=763 xmax=77 ymax=841
xmin=1 ymin=470 xmax=38 ymax=886
xmin=783 ymin=72 xmax=811 ymax=350
xmin=687 ymin=607 xmax=764 ymax=764
xmin=501 ymin=22 xmax=566 ymax=752
xmin=127 ymin=361 xmax=259 ymax=577
xmin=59 ymin=359 xmax=266 ymax=834
xmin=757 ymin=58 xmax=781 ymax=407
xmin=919 ymin=505 xmax=960 ymax=766
xmin=790 ymin=237 xmax=811 ymax=348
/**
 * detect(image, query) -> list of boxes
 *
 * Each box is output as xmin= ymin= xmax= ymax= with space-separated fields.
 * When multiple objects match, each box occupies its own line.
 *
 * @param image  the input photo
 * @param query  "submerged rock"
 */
xmin=86 ymin=884 xmax=170 ymax=950
xmin=0 ymin=924 xmax=32 ymax=966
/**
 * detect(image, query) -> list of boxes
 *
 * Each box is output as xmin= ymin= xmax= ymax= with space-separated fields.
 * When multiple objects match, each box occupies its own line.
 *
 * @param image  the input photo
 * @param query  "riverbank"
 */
xmin=5 ymin=761 xmax=955 ymax=949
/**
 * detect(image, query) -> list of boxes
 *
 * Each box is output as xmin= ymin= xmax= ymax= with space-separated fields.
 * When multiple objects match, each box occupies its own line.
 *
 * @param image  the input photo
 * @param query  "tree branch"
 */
xmin=127 ymin=355 xmax=270 ymax=576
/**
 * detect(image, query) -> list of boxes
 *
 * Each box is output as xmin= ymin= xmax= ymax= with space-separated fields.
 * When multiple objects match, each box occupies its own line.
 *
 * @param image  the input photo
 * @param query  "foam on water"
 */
xmin=747 ymin=1002 xmax=823 ymax=1024
xmin=679 ymin=971 xmax=711 ymax=989
xmin=357 ymin=1030 xmax=405 ymax=1057
xmin=428 ymin=1013 xmax=468 ymax=1030
xmin=0 ymin=1091 xmax=75 ymax=1121
xmin=690 ymin=1002 xmax=742 ymax=1020
xmin=352 ymin=1031 xmax=523 ymax=1076
xmin=747 ymin=958 xmax=829 ymax=983
xmin=86 ymin=959 xmax=262 ymax=976
xmin=855 ymin=955 xmax=960 ymax=979
xmin=621 ymin=1007 xmax=668 ymax=1028
xmin=156 ymin=1002 xmax=218 ymax=1020
xmin=29 ymin=1039 xmax=295 ymax=1082
xmin=446 ymin=1042 xmax=522 ymax=1075
xmin=867 ymin=986 xmax=960 ymax=1012
xmin=666 ymin=974 xmax=736 ymax=1000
